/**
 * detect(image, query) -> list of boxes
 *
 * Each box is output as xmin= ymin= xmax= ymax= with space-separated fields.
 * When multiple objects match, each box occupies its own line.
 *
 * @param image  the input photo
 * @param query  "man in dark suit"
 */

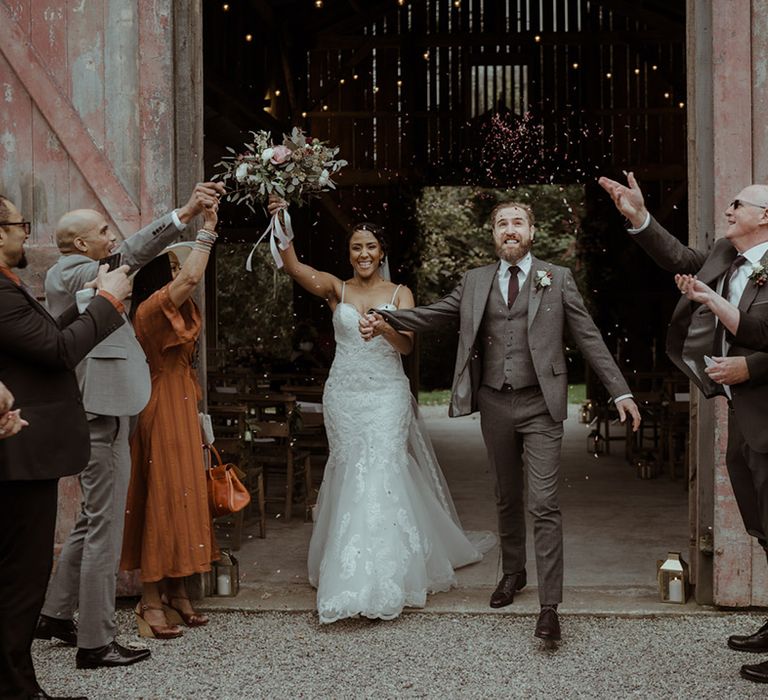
xmin=0 ymin=194 xmax=130 ymax=700
xmin=599 ymin=174 xmax=768 ymax=685
xmin=363 ymin=202 xmax=641 ymax=642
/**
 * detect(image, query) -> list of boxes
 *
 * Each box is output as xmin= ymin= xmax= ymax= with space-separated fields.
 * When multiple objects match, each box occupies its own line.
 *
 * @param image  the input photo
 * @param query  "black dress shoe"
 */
xmin=75 ymin=640 xmax=151 ymax=669
xmin=534 ymin=606 xmax=561 ymax=641
xmin=740 ymin=659 xmax=768 ymax=683
xmin=489 ymin=570 xmax=527 ymax=608
xmin=728 ymin=620 xmax=768 ymax=652
xmin=35 ymin=615 xmax=78 ymax=647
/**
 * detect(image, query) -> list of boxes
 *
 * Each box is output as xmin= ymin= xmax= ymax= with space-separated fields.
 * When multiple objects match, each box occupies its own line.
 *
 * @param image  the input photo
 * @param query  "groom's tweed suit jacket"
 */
xmin=44 ymin=212 xmax=181 ymax=417
xmin=382 ymin=256 xmax=630 ymax=420
xmin=633 ymin=217 xmax=768 ymax=452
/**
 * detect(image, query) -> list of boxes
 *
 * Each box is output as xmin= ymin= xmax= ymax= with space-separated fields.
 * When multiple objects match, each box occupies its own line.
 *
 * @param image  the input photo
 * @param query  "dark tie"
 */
xmin=507 ymin=265 xmax=520 ymax=309
xmin=720 ymin=254 xmax=747 ymax=303
xmin=713 ymin=254 xmax=747 ymax=353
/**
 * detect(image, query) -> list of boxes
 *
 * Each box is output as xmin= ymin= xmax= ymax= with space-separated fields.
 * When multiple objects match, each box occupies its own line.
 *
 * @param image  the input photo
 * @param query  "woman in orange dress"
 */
xmin=121 ymin=201 xmax=219 ymax=638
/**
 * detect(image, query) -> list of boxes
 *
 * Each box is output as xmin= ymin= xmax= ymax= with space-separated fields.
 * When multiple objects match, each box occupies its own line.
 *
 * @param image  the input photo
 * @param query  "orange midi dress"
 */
xmin=121 ymin=285 xmax=216 ymax=582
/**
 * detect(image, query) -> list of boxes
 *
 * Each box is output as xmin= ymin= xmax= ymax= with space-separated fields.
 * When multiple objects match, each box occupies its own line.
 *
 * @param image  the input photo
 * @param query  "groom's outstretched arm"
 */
xmin=377 ymin=277 xmax=464 ymax=333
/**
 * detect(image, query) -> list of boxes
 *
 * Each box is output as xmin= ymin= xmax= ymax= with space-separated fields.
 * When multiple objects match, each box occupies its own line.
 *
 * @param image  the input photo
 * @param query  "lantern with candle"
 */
xmin=579 ymin=401 xmax=593 ymax=424
xmin=586 ymin=429 xmax=605 ymax=455
xmin=657 ymin=551 xmax=689 ymax=604
xmin=213 ymin=550 xmax=240 ymax=597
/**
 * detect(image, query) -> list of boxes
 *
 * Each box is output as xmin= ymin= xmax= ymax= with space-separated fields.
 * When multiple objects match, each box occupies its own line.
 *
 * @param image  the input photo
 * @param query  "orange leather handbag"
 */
xmin=204 ymin=445 xmax=251 ymax=517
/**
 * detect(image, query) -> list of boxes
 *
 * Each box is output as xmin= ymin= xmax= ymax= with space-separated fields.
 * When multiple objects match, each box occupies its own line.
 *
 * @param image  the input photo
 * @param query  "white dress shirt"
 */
xmin=497 ymin=253 xmax=532 ymax=305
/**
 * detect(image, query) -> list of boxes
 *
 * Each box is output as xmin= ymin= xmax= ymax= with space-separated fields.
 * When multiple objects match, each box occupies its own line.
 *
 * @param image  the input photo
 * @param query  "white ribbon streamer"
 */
xmin=245 ymin=207 xmax=294 ymax=272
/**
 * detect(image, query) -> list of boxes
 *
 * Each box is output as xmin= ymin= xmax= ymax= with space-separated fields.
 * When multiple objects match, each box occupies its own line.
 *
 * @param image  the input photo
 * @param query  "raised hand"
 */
xmin=267 ymin=194 xmax=288 ymax=218
xmin=675 ymin=274 xmax=714 ymax=304
xmin=202 ymin=198 xmax=219 ymax=231
xmin=597 ymin=171 xmax=649 ymax=229
xmin=177 ymin=182 xmax=226 ymax=223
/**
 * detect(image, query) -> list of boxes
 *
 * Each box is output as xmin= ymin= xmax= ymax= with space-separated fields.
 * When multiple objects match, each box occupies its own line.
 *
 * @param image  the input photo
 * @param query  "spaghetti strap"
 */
xmin=389 ymin=284 xmax=402 ymax=307
xmin=341 ymin=281 xmax=346 ymax=304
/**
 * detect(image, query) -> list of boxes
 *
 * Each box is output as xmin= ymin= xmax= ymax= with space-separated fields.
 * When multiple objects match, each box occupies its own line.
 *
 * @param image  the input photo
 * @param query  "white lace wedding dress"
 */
xmin=308 ymin=285 xmax=492 ymax=624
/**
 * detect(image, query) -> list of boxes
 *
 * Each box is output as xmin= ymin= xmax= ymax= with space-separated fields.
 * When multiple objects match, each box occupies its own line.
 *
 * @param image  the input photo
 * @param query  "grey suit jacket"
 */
xmin=633 ymin=217 xmax=768 ymax=451
xmin=44 ymin=212 xmax=183 ymax=416
xmin=381 ymin=257 xmax=630 ymax=421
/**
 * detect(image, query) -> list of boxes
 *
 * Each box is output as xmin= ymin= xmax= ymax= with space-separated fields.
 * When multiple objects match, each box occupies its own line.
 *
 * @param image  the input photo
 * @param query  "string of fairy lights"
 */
xmin=218 ymin=1 xmax=685 ymax=111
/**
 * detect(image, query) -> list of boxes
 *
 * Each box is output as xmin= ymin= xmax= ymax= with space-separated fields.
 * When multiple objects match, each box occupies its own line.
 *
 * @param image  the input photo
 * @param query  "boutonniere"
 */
xmin=748 ymin=257 xmax=768 ymax=288
xmin=534 ymin=270 xmax=553 ymax=291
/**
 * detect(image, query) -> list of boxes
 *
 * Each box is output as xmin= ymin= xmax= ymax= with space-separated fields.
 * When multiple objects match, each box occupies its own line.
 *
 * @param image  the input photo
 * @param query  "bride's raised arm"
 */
xmin=268 ymin=195 xmax=341 ymax=304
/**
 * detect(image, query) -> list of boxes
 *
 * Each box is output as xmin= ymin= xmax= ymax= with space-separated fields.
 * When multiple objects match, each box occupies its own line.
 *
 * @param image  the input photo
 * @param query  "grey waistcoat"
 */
xmin=480 ymin=273 xmax=538 ymax=390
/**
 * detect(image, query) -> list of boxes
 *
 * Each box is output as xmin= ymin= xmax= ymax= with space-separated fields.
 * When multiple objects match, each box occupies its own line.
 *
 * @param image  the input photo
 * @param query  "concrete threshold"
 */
xmin=200 ymin=583 xmax=719 ymax=617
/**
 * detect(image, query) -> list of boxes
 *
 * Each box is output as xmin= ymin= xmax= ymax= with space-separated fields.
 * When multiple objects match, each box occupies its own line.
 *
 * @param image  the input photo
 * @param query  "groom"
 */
xmin=361 ymin=201 xmax=640 ymax=641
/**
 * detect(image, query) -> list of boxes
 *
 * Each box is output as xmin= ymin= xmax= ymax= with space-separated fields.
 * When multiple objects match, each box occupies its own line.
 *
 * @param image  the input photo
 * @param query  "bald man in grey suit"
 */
xmin=37 ymin=182 xmax=223 ymax=669
xmin=364 ymin=202 xmax=640 ymax=642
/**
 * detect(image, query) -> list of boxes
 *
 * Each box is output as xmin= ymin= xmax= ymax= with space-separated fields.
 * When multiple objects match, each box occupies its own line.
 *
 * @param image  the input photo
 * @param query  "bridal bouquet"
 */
xmin=214 ymin=129 xmax=347 ymax=271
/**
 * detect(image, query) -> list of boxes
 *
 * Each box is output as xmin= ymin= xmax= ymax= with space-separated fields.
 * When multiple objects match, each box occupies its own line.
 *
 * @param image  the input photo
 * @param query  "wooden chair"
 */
xmin=237 ymin=391 xmax=313 ymax=521
xmin=207 ymin=405 xmax=266 ymax=543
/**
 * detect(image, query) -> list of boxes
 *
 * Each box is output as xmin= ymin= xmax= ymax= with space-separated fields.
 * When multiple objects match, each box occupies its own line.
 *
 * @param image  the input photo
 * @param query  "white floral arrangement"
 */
xmin=534 ymin=269 xmax=553 ymax=290
xmin=214 ymin=128 xmax=347 ymax=210
xmin=213 ymin=128 xmax=347 ymax=270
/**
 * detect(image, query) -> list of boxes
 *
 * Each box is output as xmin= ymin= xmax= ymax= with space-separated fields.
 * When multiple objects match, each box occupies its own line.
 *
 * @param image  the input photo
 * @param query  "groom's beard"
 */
xmin=495 ymin=238 xmax=532 ymax=264
xmin=16 ymin=252 xmax=28 ymax=269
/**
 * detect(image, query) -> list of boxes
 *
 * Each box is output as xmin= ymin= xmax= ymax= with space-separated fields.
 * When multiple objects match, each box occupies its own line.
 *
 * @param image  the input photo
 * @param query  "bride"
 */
xmin=268 ymin=196 xmax=490 ymax=623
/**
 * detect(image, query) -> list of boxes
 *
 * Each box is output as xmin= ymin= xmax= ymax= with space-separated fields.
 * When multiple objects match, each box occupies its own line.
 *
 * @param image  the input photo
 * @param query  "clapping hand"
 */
xmin=597 ymin=171 xmax=649 ymax=229
xmin=675 ymin=274 xmax=715 ymax=305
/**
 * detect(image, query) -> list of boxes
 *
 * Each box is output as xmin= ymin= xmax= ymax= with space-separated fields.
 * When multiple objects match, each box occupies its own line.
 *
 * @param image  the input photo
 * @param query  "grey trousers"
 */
xmin=42 ymin=414 xmax=131 ymax=649
xmin=478 ymin=385 xmax=564 ymax=605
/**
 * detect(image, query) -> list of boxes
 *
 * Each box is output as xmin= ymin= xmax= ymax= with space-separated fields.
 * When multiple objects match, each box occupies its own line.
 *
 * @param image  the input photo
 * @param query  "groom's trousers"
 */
xmin=478 ymin=384 xmax=564 ymax=605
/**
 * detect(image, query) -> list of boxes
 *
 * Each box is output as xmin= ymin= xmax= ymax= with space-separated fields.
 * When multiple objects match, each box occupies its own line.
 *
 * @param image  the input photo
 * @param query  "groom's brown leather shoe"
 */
xmin=728 ymin=620 xmax=768 ymax=653
xmin=489 ymin=570 xmax=527 ymax=608
xmin=534 ymin=606 xmax=561 ymax=641
xmin=740 ymin=659 xmax=768 ymax=683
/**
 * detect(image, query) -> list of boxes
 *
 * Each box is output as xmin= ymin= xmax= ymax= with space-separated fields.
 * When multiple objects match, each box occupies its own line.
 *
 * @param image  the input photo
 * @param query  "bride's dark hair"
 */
xmin=348 ymin=221 xmax=388 ymax=262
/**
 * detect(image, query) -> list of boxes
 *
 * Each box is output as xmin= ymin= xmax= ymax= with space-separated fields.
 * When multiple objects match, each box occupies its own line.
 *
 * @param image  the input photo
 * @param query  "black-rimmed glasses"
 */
xmin=730 ymin=199 xmax=768 ymax=211
xmin=0 ymin=220 xmax=31 ymax=236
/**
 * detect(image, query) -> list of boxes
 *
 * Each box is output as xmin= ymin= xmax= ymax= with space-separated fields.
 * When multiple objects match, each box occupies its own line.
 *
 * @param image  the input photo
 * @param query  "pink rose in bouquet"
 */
xmin=270 ymin=145 xmax=292 ymax=165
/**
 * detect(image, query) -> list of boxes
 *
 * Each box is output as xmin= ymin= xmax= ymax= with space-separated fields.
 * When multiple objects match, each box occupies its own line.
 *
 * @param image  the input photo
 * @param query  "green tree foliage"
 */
xmin=414 ymin=185 xmax=585 ymax=389
xmin=214 ymin=243 xmax=294 ymax=361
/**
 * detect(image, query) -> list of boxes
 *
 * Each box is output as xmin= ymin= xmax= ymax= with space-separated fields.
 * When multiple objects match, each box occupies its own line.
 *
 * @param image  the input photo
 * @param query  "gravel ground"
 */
xmin=33 ymin=610 xmax=768 ymax=699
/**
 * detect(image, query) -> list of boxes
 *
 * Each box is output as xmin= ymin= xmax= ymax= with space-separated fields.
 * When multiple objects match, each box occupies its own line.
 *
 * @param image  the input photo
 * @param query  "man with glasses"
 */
xmin=0 ymin=195 xmax=131 ymax=699
xmin=599 ymin=173 xmax=768 ymax=685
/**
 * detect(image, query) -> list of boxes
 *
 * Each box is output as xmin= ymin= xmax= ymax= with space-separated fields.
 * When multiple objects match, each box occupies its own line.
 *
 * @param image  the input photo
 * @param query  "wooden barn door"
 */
xmin=687 ymin=0 xmax=768 ymax=607
xmin=0 ymin=0 xmax=203 ymax=587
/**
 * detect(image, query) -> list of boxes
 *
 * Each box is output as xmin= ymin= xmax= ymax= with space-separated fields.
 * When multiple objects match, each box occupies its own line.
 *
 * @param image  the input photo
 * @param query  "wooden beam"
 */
xmin=595 ymin=0 xmax=685 ymax=28
xmin=314 ymin=31 xmax=683 ymax=50
xmin=0 ymin=2 xmax=140 ymax=234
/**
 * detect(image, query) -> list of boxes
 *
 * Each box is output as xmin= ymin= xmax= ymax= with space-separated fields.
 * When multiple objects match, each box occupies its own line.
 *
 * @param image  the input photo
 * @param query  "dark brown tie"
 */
xmin=720 ymin=254 xmax=747 ymax=303
xmin=713 ymin=254 xmax=747 ymax=353
xmin=507 ymin=265 xmax=520 ymax=309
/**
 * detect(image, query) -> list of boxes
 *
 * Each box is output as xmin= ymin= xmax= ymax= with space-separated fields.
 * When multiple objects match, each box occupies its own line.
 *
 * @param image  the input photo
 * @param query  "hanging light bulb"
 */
xmin=222 ymin=3 xmax=230 ymax=10
xmin=245 ymin=34 xmax=253 ymax=42
xmin=315 ymin=0 xmax=324 ymax=8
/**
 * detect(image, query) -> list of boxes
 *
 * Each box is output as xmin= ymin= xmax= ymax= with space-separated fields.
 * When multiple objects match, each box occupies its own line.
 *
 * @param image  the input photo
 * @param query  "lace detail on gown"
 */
xmin=308 ymin=300 xmax=488 ymax=623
